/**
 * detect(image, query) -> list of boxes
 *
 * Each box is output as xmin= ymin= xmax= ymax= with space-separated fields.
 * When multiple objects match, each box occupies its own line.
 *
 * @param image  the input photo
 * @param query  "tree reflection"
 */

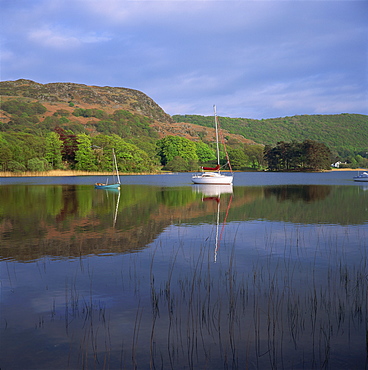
xmin=264 ymin=185 xmax=331 ymax=202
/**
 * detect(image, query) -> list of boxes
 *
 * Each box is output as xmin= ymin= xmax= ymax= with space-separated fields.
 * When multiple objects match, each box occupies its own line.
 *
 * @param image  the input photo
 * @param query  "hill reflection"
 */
xmin=0 ymin=184 xmax=366 ymax=262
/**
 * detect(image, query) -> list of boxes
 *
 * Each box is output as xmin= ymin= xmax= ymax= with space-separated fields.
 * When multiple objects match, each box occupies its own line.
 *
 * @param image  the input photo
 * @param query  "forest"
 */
xmin=173 ymin=113 xmax=368 ymax=166
xmin=264 ymin=140 xmax=332 ymax=171
xmin=1 ymin=95 xmax=367 ymax=173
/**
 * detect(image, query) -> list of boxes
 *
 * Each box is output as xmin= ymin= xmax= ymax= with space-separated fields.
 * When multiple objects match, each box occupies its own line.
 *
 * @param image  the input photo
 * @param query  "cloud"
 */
xmin=1 ymin=0 xmax=367 ymax=118
xmin=27 ymin=26 xmax=111 ymax=50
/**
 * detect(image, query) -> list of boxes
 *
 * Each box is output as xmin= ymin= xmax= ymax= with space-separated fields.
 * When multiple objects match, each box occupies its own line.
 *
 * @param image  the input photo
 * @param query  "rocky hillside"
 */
xmin=0 ymin=79 xmax=172 ymax=123
xmin=0 ymin=79 xmax=255 ymax=144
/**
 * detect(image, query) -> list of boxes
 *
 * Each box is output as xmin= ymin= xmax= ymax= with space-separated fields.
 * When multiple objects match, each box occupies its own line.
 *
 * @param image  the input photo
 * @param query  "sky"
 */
xmin=1 ymin=0 xmax=367 ymax=119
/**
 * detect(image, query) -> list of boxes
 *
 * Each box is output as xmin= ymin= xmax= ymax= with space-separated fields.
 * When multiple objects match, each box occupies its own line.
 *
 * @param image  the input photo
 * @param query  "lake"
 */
xmin=1 ymin=171 xmax=367 ymax=369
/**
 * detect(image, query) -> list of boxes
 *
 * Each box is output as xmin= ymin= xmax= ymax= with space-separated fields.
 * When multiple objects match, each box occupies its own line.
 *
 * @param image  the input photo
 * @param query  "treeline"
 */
xmin=1 ymin=98 xmax=366 ymax=173
xmin=0 ymin=99 xmax=267 ymax=173
xmin=173 ymin=113 xmax=368 ymax=164
xmin=0 ymin=130 xmax=159 ymax=173
xmin=264 ymin=140 xmax=332 ymax=171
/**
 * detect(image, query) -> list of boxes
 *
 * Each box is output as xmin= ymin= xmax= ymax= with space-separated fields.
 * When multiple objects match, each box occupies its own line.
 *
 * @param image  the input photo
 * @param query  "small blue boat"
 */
xmin=95 ymin=182 xmax=120 ymax=189
xmin=95 ymin=149 xmax=121 ymax=190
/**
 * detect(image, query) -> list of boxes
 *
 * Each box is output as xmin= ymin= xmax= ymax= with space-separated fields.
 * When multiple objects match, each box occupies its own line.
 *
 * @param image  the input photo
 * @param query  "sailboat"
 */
xmin=95 ymin=149 xmax=121 ymax=189
xmin=192 ymin=105 xmax=233 ymax=185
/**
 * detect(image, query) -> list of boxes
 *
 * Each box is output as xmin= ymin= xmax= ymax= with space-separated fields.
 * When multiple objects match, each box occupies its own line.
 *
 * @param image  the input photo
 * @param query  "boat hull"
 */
xmin=192 ymin=173 xmax=233 ymax=185
xmin=94 ymin=183 xmax=121 ymax=189
xmin=353 ymin=172 xmax=368 ymax=182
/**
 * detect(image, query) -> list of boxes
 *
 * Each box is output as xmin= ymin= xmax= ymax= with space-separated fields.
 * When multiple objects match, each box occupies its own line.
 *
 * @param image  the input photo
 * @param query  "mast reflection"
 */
xmin=192 ymin=184 xmax=233 ymax=261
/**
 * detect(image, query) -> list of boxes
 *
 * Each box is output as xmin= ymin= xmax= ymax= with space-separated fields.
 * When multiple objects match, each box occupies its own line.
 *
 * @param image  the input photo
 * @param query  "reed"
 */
xmin=34 ymin=223 xmax=366 ymax=369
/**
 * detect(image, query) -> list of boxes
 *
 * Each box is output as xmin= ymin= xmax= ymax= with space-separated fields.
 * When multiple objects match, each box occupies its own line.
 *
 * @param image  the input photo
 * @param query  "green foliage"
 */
xmin=0 ymin=132 xmax=45 ymax=170
xmin=45 ymin=132 xmax=63 ymax=169
xmin=156 ymin=136 xmax=198 ymax=166
xmin=75 ymin=134 xmax=97 ymax=171
xmin=228 ymin=148 xmax=249 ymax=170
xmin=195 ymin=141 xmax=216 ymax=163
xmin=27 ymin=157 xmax=51 ymax=171
xmin=7 ymin=160 xmax=26 ymax=172
xmin=173 ymin=113 xmax=368 ymax=160
xmin=1 ymin=99 xmax=47 ymax=116
xmin=164 ymin=157 xmax=197 ymax=172
xmin=53 ymin=109 xmax=70 ymax=117
xmin=0 ymin=145 xmax=13 ymax=171
xmin=91 ymin=134 xmax=158 ymax=173
xmin=264 ymin=140 xmax=332 ymax=171
xmin=73 ymin=108 xmax=107 ymax=119
xmin=244 ymin=144 xmax=266 ymax=169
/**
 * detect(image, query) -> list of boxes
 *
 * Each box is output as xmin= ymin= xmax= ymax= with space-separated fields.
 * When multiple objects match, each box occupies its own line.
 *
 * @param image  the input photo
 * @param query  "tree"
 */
xmin=302 ymin=140 xmax=331 ymax=170
xmin=0 ymin=136 xmax=13 ymax=171
xmin=264 ymin=140 xmax=332 ymax=171
xmin=156 ymin=136 xmax=198 ymax=166
xmin=45 ymin=132 xmax=63 ymax=169
xmin=92 ymin=134 xmax=158 ymax=173
xmin=54 ymin=127 xmax=78 ymax=167
xmin=195 ymin=141 xmax=216 ymax=163
xmin=228 ymin=148 xmax=249 ymax=170
xmin=27 ymin=158 xmax=50 ymax=171
xmin=7 ymin=160 xmax=26 ymax=172
xmin=75 ymin=134 xmax=97 ymax=171
xmin=165 ymin=156 xmax=190 ymax=172
xmin=244 ymin=144 xmax=266 ymax=169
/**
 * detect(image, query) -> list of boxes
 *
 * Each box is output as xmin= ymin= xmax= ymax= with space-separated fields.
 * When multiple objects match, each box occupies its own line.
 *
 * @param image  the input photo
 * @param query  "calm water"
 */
xmin=1 ymin=172 xmax=367 ymax=369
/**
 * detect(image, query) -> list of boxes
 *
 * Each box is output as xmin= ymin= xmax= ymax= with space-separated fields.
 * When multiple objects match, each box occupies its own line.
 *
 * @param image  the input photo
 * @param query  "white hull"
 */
xmin=192 ymin=172 xmax=233 ymax=185
xmin=353 ymin=172 xmax=368 ymax=182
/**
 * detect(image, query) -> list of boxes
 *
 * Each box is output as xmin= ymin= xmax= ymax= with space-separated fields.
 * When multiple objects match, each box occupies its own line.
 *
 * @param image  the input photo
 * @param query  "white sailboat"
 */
xmin=192 ymin=105 xmax=233 ymax=185
xmin=353 ymin=171 xmax=368 ymax=182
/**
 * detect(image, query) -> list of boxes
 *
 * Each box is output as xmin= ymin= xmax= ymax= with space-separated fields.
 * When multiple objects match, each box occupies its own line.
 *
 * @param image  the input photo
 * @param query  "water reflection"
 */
xmin=0 ymin=184 xmax=367 ymax=262
xmin=192 ymin=184 xmax=234 ymax=262
xmin=264 ymin=184 xmax=331 ymax=202
xmin=0 ymin=183 xmax=367 ymax=369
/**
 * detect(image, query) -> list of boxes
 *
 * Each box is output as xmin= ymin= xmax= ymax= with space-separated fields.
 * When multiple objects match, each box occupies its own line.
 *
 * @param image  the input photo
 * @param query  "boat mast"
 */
xmin=112 ymin=149 xmax=121 ymax=184
xmin=214 ymin=105 xmax=220 ymax=170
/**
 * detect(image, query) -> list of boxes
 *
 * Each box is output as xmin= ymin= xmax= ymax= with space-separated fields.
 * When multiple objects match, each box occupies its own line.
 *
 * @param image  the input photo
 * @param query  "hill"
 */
xmin=173 ymin=113 xmax=368 ymax=156
xmin=0 ymin=79 xmax=366 ymax=173
xmin=0 ymin=79 xmax=253 ymax=145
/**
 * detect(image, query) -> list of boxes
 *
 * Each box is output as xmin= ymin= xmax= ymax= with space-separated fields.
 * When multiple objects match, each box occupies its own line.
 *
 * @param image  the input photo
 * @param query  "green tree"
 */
xmin=195 ymin=141 xmax=216 ymax=163
xmin=45 ymin=132 xmax=63 ymax=169
xmin=165 ymin=156 xmax=190 ymax=172
xmin=228 ymin=148 xmax=249 ymax=170
xmin=244 ymin=144 xmax=266 ymax=169
xmin=157 ymin=136 xmax=198 ymax=166
xmin=110 ymin=135 xmax=157 ymax=173
xmin=92 ymin=134 xmax=158 ymax=173
xmin=7 ymin=160 xmax=26 ymax=172
xmin=302 ymin=140 xmax=331 ymax=170
xmin=75 ymin=134 xmax=97 ymax=171
xmin=27 ymin=158 xmax=50 ymax=171
xmin=0 ymin=134 xmax=13 ymax=171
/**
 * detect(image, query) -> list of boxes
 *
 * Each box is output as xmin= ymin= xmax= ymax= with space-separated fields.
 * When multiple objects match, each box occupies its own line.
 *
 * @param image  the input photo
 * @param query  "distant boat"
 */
xmin=95 ymin=149 xmax=121 ymax=189
xmin=192 ymin=106 xmax=233 ymax=185
xmin=353 ymin=171 xmax=368 ymax=182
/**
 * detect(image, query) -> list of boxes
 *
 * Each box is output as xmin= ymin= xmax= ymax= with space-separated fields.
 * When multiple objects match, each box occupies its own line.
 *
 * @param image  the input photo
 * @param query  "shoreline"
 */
xmin=0 ymin=168 xmax=366 ymax=178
